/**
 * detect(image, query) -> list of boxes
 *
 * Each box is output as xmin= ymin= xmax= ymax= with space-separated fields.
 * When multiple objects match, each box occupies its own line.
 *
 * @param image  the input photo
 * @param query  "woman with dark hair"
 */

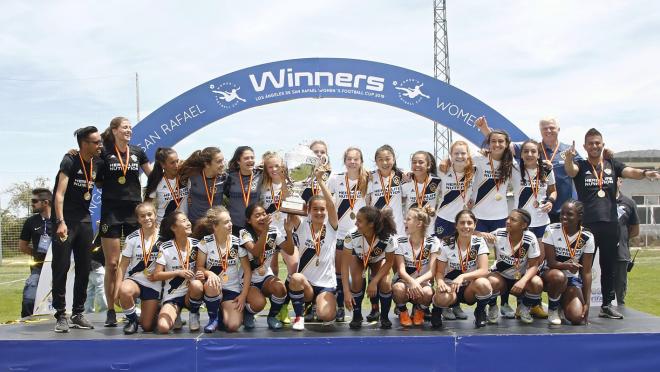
xmin=224 ymin=146 xmax=263 ymax=234
xmin=401 ymin=150 xmax=441 ymax=236
xmin=342 ymin=206 xmax=398 ymax=329
xmin=194 ymin=206 xmax=252 ymax=333
xmin=542 ymin=200 xmax=594 ymax=325
xmin=98 ymin=116 xmax=152 ymax=327
xmin=392 ymin=207 xmax=439 ymax=327
xmin=145 ymin=147 xmax=189 ymax=224
xmin=152 ymin=211 xmax=204 ymax=333
xmin=485 ymin=209 xmax=543 ymax=325
xmin=179 ymin=147 xmax=226 ymax=226
xmin=118 ymin=203 xmax=162 ymax=334
xmin=433 ymin=209 xmax=492 ymax=328
xmin=239 ymin=203 xmax=295 ymax=330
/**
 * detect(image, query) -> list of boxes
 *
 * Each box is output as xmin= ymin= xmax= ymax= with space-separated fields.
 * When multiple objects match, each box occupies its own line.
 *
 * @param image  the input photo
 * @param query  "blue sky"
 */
xmin=1 ymin=0 xmax=659 ymax=201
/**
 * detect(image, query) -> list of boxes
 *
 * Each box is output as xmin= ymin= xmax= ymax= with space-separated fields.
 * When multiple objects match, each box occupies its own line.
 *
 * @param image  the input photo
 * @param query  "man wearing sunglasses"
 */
xmin=18 ymin=188 xmax=53 ymax=317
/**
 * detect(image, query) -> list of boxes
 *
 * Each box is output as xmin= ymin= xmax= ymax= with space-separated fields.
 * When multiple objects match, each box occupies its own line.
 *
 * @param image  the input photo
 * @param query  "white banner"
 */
xmin=33 ymin=243 xmax=75 ymax=315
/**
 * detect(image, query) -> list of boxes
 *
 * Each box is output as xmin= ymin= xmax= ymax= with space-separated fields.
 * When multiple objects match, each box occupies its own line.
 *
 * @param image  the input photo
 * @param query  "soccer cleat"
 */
xmin=243 ymin=312 xmax=255 ymax=329
xmin=277 ymin=305 xmax=291 ymax=324
xmin=442 ymin=307 xmax=456 ymax=320
xmin=123 ymin=318 xmax=139 ymax=334
xmin=349 ymin=315 xmax=363 ymax=329
xmin=474 ymin=308 xmax=487 ymax=328
xmin=530 ymin=304 xmax=548 ymax=318
xmin=366 ymin=308 xmax=380 ymax=322
xmin=267 ymin=316 xmax=283 ymax=330
xmin=204 ymin=318 xmax=219 ymax=333
xmin=519 ymin=305 xmax=533 ymax=324
xmin=487 ymin=304 xmax=499 ymax=324
xmin=452 ymin=304 xmax=468 ymax=320
xmin=335 ymin=307 xmax=345 ymax=322
xmin=599 ymin=305 xmax=624 ymax=319
xmin=104 ymin=309 xmax=117 ymax=327
xmin=412 ymin=308 xmax=425 ymax=326
xmin=173 ymin=313 xmax=183 ymax=330
xmin=292 ymin=316 xmax=305 ymax=331
xmin=431 ymin=310 xmax=443 ymax=329
xmin=548 ymin=309 xmax=561 ymax=325
xmin=304 ymin=305 xmax=317 ymax=322
xmin=54 ymin=316 xmax=69 ymax=333
xmin=189 ymin=312 xmax=200 ymax=332
xmin=380 ymin=316 xmax=392 ymax=329
xmin=399 ymin=310 xmax=413 ymax=327
xmin=70 ymin=313 xmax=94 ymax=330
xmin=500 ymin=303 xmax=516 ymax=319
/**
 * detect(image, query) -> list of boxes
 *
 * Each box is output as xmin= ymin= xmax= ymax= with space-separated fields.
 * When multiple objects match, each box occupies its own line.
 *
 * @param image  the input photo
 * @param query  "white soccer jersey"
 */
xmin=490 ymin=228 xmax=541 ymax=280
xmin=156 ymin=237 xmax=199 ymax=302
xmin=401 ymin=175 xmax=441 ymax=235
xmin=239 ymin=225 xmax=286 ymax=284
xmin=395 ymin=235 xmax=440 ymax=281
xmin=471 ymin=155 xmax=511 ymax=221
xmin=542 ymin=223 xmax=595 ymax=279
xmin=437 ymin=167 xmax=476 ymax=222
xmin=294 ymin=218 xmax=338 ymax=288
xmin=343 ymin=227 xmax=397 ymax=265
xmin=438 ymin=235 xmax=489 ymax=284
xmin=148 ymin=176 xmax=189 ymax=224
xmin=327 ymin=173 xmax=367 ymax=240
xmin=198 ymin=234 xmax=247 ymax=293
xmin=121 ymin=229 xmax=163 ymax=293
xmin=367 ymin=169 xmax=405 ymax=235
xmin=260 ymin=182 xmax=287 ymax=234
xmin=511 ymin=166 xmax=556 ymax=228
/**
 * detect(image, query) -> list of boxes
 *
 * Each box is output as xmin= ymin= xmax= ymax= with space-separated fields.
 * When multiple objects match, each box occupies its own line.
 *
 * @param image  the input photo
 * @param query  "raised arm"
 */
xmin=563 ymin=141 xmax=579 ymax=178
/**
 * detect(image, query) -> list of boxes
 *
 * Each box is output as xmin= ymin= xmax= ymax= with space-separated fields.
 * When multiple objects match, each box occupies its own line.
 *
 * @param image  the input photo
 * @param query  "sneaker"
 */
xmin=277 ymin=305 xmax=291 ymax=324
xmin=424 ymin=307 xmax=432 ymax=322
xmin=304 ymin=305 xmax=316 ymax=322
xmin=54 ymin=316 xmax=69 ymax=333
xmin=548 ymin=308 xmax=561 ymax=325
xmin=173 ymin=313 xmax=183 ymax=330
xmin=531 ymin=304 xmax=548 ymax=318
xmin=366 ymin=308 xmax=380 ymax=322
xmin=292 ymin=316 xmax=305 ymax=331
xmin=204 ymin=318 xmax=219 ymax=333
xmin=412 ymin=308 xmax=425 ymax=326
xmin=394 ymin=306 xmax=401 ymax=316
xmin=349 ymin=315 xmax=363 ymax=329
xmin=431 ymin=310 xmax=443 ymax=329
xmin=519 ymin=305 xmax=533 ymax=324
xmin=335 ymin=307 xmax=345 ymax=322
xmin=452 ymin=304 xmax=468 ymax=320
xmin=71 ymin=313 xmax=95 ymax=330
xmin=123 ymin=318 xmax=139 ymax=334
xmin=380 ymin=316 xmax=392 ymax=329
xmin=442 ymin=307 xmax=456 ymax=320
xmin=500 ymin=303 xmax=515 ymax=319
xmin=474 ymin=308 xmax=487 ymax=328
xmin=104 ymin=309 xmax=117 ymax=327
xmin=267 ymin=316 xmax=283 ymax=330
xmin=189 ymin=312 xmax=200 ymax=332
xmin=487 ymin=304 xmax=499 ymax=324
xmin=599 ymin=305 xmax=624 ymax=319
xmin=243 ymin=312 xmax=256 ymax=329
xmin=399 ymin=310 xmax=413 ymax=327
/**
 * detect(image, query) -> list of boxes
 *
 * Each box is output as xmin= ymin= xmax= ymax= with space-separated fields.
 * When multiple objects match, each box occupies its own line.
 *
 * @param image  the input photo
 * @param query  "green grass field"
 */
xmin=1 ymin=250 xmax=659 ymax=323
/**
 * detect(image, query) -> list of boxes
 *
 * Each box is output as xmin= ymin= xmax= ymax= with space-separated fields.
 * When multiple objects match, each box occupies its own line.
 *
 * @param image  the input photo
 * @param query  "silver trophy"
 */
xmin=280 ymin=145 xmax=321 ymax=215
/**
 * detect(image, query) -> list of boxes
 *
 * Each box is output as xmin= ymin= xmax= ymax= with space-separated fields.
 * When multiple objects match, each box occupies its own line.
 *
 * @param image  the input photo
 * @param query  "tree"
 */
xmin=2 ymin=177 xmax=50 ymax=218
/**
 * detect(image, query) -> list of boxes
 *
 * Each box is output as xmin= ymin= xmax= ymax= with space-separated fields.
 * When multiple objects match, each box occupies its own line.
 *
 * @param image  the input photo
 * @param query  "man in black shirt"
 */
xmin=565 ymin=128 xmax=659 ymax=319
xmin=615 ymin=178 xmax=639 ymax=306
xmin=18 ymin=188 xmax=53 ymax=317
xmin=51 ymin=126 xmax=103 ymax=332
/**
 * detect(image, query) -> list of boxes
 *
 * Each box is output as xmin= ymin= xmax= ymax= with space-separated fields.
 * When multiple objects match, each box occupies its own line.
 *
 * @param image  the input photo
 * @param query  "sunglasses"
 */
xmin=31 ymin=199 xmax=45 ymax=203
xmin=84 ymin=139 xmax=103 ymax=145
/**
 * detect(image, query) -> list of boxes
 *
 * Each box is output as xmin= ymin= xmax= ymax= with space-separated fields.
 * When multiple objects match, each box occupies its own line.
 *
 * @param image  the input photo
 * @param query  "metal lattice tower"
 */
xmin=433 ymin=0 xmax=452 ymax=160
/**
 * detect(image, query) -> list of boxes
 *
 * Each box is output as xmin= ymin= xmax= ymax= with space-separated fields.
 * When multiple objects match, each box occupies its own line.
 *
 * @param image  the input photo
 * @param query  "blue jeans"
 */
xmin=84 ymin=265 xmax=107 ymax=313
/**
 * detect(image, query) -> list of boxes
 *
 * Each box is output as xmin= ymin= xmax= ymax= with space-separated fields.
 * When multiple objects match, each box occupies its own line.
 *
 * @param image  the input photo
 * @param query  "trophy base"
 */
xmin=280 ymin=199 xmax=307 ymax=216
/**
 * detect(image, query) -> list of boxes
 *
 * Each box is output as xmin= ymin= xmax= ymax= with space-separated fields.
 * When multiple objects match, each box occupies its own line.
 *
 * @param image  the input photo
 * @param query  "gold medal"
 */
xmin=60 ymin=234 xmax=68 ymax=242
xmin=495 ymin=194 xmax=503 ymax=201
xmin=316 ymin=257 xmax=320 ymax=266
xmin=350 ymin=211 xmax=356 ymax=220
xmin=83 ymin=192 xmax=91 ymax=201
xmin=222 ymin=274 xmax=228 ymax=282
xmin=118 ymin=176 xmax=126 ymax=184
xmin=514 ymin=272 xmax=521 ymax=280
xmin=143 ymin=269 xmax=149 ymax=276
xmin=597 ymin=189 xmax=606 ymax=198
xmin=533 ymin=200 xmax=539 ymax=208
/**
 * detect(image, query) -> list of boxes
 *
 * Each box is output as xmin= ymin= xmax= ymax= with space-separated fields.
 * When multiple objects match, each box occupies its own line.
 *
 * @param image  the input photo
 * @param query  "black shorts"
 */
xmin=222 ymin=289 xmax=240 ymax=302
xmin=454 ymin=285 xmax=467 ymax=305
xmin=251 ymin=275 xmax=275 ymax=290
xmin=163 ymin=295 xmax=187 ymax=309
xmin=312 ymin=285 xmax=335 ymax=297
xmin=100 ymin=200 xmax=140 ymax=238
xmin=128 ymin=279 xmax=160 ymax=301
xmin=335 ymin=238 xmax=344 ymax=251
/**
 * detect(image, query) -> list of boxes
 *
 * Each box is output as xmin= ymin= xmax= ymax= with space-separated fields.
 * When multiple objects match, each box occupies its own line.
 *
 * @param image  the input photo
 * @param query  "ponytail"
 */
xmin=144 ymin=147 xmax=176 ymax=200
xmin=358 ymin=206 xmax=397 ymax=241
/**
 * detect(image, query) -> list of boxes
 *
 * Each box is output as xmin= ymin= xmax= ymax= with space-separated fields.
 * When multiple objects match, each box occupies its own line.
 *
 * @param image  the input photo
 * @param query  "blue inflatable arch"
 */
xmin=89 ymin=58 xmax=529 ymax=225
